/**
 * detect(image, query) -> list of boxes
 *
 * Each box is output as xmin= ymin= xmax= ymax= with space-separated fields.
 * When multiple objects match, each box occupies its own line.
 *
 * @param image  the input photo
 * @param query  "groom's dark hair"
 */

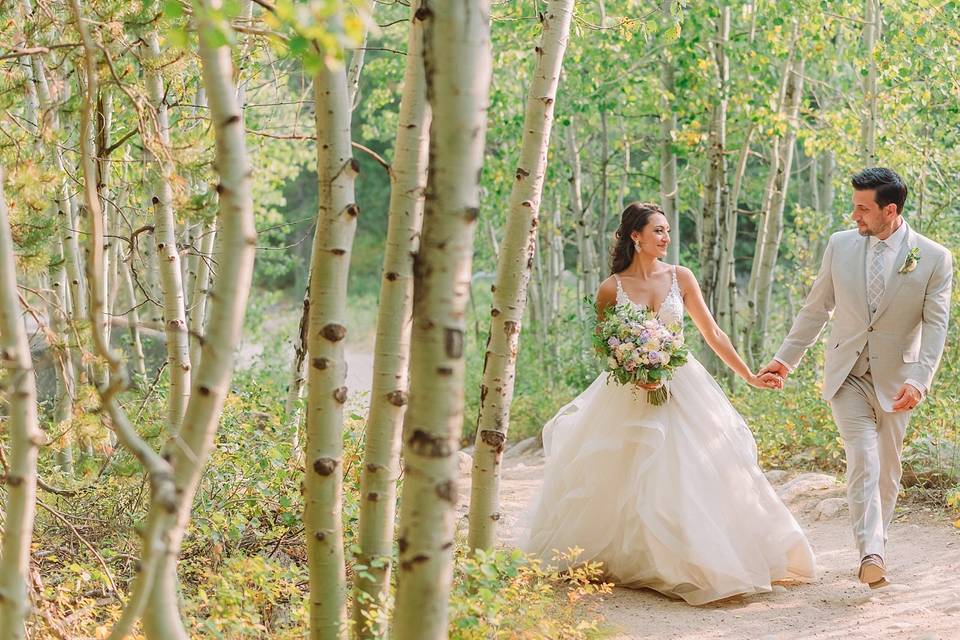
xmin=851 ymin=167 xmax=908 ymax=214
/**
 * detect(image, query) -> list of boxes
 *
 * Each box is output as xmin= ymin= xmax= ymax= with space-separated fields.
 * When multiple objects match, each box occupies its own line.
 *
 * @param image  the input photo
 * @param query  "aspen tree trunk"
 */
xmin=121 ymin=259 xmax=148 ymax=379
xmin=698 ymin=6 xmax=729 ymax=316
xmin=27 ymin=47 xmax=88 ymax=327
xmin=617 ymin=126 xmax=629 ymax=214
xmin=18 ymin=7 xmax=76 ymax=470
xmin=144 ymin=31 xmax=192 ymax=434
xmin=598 ymin=109 xmax=611 ymax=263
xmin=304 ymin=10 xmax=361 ymax=638
xmin=352 ymin=2 xmax=431 ymax=635
xmin=744 ymin=41 xmax=794 ymax=361
xmin=0 ymin=166 xmax=42 ymax=640
xmin=284 ymin=289 xmax=309 ymax=445
xmin=138 ymin=4 xmax=257 ymax=637
xmin=660 ymin=0 xmax=680 ymax=266
xmin=347 ymin=0 xmax=377 ymax=110
xmin=96 ymin=88 xmax=114 ymax=351
xmin=69 ymin=6 xmax=178 ymax=639
xmin=468 ymin=0 xmax=573 ymax=552
xmin=393 ymin=1 xmax=492 ymax=637
xmin=188 ymin=222 xmax=217 ymax=370
xmin=568 ymin=121 xmax=599 ymax=294
xmin=861 ymin=0 xmax=879 ymax=166
xmin=717 ymin=124 xmax=754 ymax=343
xmin=812 ymin=151 xmax=835 ymax=260
xmin=750 ymin=59 xmax=804 ymax=358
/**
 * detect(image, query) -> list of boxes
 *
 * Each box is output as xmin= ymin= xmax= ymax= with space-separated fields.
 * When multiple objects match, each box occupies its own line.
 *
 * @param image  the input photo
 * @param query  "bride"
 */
xmin=521 ymin=202 xmax=816 ymax=605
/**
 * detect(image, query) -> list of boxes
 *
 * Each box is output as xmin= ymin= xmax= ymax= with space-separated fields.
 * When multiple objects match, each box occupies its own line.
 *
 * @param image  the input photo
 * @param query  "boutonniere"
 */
xmin=898 ymin=247 xmax=921 ymax=274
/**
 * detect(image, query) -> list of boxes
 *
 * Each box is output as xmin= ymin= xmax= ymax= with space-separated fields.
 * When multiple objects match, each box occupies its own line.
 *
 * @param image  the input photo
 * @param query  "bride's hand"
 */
xmin=747 ymin=372 xmax=782 ymax=390
xmin=636 ymin=382 xmax=663 ymax=391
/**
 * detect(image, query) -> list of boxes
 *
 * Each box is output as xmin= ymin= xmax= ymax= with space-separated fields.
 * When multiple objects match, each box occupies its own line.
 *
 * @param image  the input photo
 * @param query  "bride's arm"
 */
xmin=676 ymin=267 xmax=776 ymax=389
xmin=594 ymin=276 xmax=618 ymax=323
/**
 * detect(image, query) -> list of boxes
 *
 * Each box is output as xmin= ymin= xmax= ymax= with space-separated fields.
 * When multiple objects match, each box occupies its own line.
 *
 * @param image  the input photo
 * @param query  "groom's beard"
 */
xmin=857 ymin=215 xmax=902 ymax=238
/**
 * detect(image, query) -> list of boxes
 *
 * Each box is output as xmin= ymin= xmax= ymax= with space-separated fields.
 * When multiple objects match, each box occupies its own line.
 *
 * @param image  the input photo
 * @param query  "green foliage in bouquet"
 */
xmin=591 ymin=301 xmax=689 ymax=405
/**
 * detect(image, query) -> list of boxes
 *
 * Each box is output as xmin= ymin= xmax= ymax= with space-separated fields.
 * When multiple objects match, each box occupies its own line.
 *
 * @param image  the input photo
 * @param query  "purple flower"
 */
xmin=648 ymin=351 xmax=662 ymax=364
xmin=608 ymin=337 xmax=621 ymax=347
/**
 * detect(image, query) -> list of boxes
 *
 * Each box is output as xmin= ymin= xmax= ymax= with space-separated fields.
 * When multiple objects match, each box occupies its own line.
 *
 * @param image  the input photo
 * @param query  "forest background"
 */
xmin=1 ymin=0 xmax=959 ymax=638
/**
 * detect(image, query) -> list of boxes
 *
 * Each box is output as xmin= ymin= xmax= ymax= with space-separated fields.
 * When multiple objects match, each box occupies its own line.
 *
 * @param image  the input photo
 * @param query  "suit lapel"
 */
xmin=850 ymin=233 xmax=870 ymax=323
xmin=872 ymin=222 xmax=913 ymax=321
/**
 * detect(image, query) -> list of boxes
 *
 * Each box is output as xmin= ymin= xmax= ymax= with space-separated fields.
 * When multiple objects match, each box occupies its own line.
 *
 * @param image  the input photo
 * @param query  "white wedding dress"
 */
xmin=521 ymin=268 xmax=816 ymax=605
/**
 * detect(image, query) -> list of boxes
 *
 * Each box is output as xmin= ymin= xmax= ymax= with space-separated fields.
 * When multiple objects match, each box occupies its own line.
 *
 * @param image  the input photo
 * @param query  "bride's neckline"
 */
xmin=614 ymin=269 xmax=678 ymax=316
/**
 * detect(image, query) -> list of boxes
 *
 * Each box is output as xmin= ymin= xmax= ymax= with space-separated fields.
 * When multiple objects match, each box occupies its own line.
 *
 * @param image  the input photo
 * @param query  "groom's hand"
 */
xmin=891 ymin=383 xmax=923 ymax=412
xmin=759 ymin=359 xmax=790 ymax=384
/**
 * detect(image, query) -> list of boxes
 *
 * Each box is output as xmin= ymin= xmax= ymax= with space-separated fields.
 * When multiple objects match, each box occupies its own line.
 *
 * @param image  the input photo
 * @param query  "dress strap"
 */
xmin=613 ymin=274 xmax=626 ymax=304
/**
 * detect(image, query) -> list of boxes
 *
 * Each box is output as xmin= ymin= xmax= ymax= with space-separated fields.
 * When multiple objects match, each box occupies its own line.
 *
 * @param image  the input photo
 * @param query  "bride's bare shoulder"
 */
xmin=596 ymin=275 xmax=619 ymax=307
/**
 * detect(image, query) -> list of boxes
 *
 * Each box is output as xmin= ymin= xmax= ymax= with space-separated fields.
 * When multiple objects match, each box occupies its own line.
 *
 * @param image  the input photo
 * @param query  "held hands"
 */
xmin=759 ymin=359 xmax=790 ymax=382
xmin=747 ymin=371 xmax=783 ymax=390
xmin=891 ymin=383 xmax=923 ymax=412
xmin=752 ymin=359 xmax=790 ymax=391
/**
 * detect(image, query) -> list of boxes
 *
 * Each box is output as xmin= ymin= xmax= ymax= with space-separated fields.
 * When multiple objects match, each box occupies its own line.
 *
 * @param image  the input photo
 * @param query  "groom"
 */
xmin=761 ymin=167 xmax=953 ymax=588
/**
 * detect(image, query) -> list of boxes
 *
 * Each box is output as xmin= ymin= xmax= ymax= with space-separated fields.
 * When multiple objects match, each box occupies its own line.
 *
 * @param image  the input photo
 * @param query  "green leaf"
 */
xmin=163 ymin=0 xmax=184 ymax=18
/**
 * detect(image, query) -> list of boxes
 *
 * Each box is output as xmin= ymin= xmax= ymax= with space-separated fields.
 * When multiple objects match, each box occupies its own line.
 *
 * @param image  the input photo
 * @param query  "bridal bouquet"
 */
xmin=592 ymin=302 xmax=689 ymax=405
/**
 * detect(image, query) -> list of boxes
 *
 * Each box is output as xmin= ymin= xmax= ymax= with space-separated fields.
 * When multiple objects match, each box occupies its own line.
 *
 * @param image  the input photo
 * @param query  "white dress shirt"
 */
xmin=866 ymin=220 xmax=907 ymax=303
xmin=774 ymin=220 xmax=926 ymax=398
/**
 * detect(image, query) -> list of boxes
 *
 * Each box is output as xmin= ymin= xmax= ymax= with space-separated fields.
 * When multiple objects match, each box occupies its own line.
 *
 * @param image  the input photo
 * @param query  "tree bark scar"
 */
xmin=332 ymin=386 xmax=348 ymax=403
xmin=444 ymin=327 xmax=463 ymax=358
xmin=479 ymin=430 xmax=506 ymax=453
xmin=400 ymin=554 xmax=430 ymax=571
xmin=516 ymin=167 xmax=530 ymax=180
xmin=311 ymin=357 xmax=329 ymax=370
xmin=407 ymin=429 xmax=454 ymax=457
xmin=435 ymin=479 xmax=456 ymax=503
xmin=313 ymin=457 xmax=339 ymax=475
xmin=503 ymin=320 xmax=519 ymax=336
xmin=321 ymin=323 xmax=347 ymax=342
xmin=387 ymin=390 xmax=408 ymax=406
xmin=414 ymin=6 xmax=432 ymax=22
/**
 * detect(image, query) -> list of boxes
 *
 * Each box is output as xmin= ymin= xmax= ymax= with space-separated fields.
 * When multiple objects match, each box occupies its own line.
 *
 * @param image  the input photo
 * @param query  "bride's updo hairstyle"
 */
xmin=610 ymin=202 xmax=665 ymax=274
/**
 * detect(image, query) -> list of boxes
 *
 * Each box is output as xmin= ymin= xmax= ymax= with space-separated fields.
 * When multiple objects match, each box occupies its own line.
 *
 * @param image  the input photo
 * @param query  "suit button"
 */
xmin=868 ymin=327 xmax=874 ymax=332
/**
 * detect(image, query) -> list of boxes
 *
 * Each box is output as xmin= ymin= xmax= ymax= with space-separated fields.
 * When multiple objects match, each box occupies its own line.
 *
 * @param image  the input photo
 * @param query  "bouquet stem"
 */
xmin=647 ymin=386 xmax=669 ymax=406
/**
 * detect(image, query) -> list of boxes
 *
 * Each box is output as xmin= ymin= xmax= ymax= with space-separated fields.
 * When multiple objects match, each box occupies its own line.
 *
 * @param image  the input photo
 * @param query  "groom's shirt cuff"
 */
xmin=773 ymin=357 xmax=793 ymax=372
xmin=905 ymin=378 xmax=927 ymax=398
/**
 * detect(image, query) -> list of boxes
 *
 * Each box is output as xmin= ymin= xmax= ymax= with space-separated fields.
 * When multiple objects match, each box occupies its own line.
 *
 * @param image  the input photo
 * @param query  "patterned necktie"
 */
xmin=868 ymin=240 xmax=887 ymax=314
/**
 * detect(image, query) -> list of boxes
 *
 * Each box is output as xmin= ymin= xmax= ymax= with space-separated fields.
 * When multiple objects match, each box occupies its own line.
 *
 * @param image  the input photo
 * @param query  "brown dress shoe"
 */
xmin=858 ymin=554 xmax=889 ymax=589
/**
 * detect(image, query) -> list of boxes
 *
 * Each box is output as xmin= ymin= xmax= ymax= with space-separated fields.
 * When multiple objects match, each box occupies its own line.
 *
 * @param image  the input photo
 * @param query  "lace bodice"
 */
xmin=614 ymin=266 xmax=684 ymax=326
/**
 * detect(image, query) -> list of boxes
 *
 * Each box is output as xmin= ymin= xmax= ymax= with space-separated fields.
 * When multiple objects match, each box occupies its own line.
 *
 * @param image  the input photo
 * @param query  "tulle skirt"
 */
xmin=520 ymin=356 xmax=816 ymax=605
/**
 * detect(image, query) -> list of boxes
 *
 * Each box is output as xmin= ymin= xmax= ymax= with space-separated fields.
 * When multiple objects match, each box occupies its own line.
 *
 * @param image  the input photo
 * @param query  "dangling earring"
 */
xmin=633 ymin=239 xmax=642 ymax=253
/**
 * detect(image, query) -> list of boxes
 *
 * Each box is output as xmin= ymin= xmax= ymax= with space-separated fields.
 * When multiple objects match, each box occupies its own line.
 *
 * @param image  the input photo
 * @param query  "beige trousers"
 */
xmin=829 ymin=368 xmax=912 ymax=558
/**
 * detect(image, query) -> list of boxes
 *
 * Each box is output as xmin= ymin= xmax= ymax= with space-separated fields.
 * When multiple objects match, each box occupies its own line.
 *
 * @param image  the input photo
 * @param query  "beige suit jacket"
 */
xmin=775 ymin=222 xmax=953 ymax=412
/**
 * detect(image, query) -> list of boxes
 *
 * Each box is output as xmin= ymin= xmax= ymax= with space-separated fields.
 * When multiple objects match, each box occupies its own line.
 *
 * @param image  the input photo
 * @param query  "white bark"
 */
xmin=67 ymin=5 xmax=178 ymax=639
xmin=698 ymin=6 xmax=729 ymax=315
xmin=0 ymin=166 xmax=42 ymax=640
xmin=144 ymin=31 xmax=192 ymax=434
xmin=568 ymin=121 xmax=599 ymax=295
xmin=393 ymin=1 xmax=492 ymax=637
xmin=188 ymin=222 xmax=217 ymax=370
xmin=861 ymin=0 xmax=880 ymax=166
xmin=660 ymin=0 xmax=680 ymax=266
xmin=750 ymin=59 xmax=805 ymax=358
xmin=139 ymin=3 xmax=257 ymax=637
xmin=352 ymin=2 xmax=431 ymax=635
xmin=467 ymin=0 xmax=573 ymax=552
xmin=304 ymin=19 xmax=360 ymax=639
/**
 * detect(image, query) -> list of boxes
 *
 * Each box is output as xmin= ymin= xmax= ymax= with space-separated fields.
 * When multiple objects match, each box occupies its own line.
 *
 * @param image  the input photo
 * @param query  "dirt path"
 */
xmin=463 ymin=450 xmax=960 ymax=640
